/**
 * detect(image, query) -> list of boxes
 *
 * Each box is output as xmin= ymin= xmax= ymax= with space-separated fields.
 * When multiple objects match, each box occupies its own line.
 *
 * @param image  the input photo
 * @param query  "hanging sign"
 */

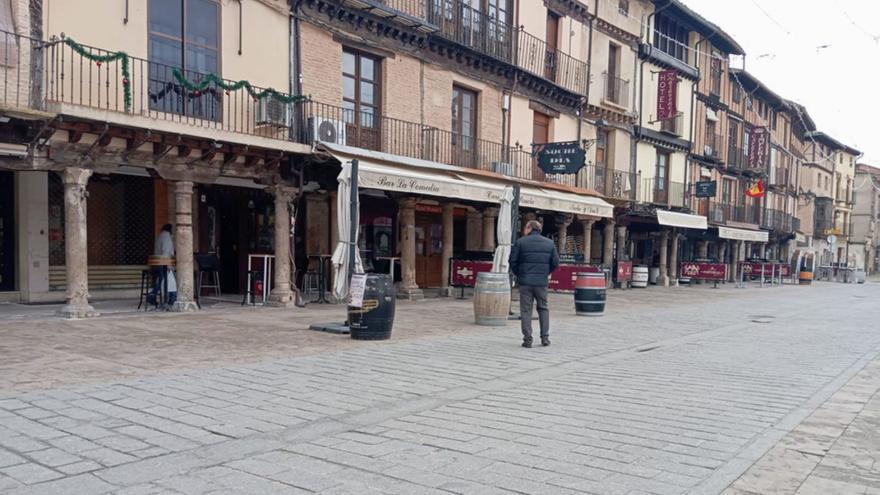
xmin=657 ymin=69 xmax=678 ymax=121
xmin=348 ymin=273 xmax=367 ymax=308
xmin=748 ymin=127 xmax=769 ymax=168
xmin=694 ymin=180 xmax=717 ymax=198
xmin=536 ymin=141 xmax=586 ymax=174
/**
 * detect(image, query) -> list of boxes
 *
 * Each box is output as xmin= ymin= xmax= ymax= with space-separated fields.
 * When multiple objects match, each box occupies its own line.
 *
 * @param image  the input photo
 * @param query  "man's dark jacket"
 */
xmin=509 ymin=231 xmax=560 ymax=287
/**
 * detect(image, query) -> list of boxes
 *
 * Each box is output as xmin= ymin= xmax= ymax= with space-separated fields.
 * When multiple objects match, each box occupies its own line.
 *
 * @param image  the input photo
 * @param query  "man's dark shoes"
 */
xmin=522 ymin=340 xmax=532 ymax=348
xmin=541 ymin=338 xmax=550 ymax=347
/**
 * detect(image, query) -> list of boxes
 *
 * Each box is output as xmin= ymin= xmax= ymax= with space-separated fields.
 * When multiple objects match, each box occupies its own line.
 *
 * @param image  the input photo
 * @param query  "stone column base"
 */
xmin=172 ymin=300 xmax=199 ymax=313
xmin=438 ymin=287 xmax=455 ymax=298
xmin=657 ymin=275 xmax=670 ymax=287
xmin=58 ymin=303 xmax=98 ymax=319
xmin=397 ymin=287 xmax=424 ymax=300
xmin=268 ymin=290 xmax=297 ymax=308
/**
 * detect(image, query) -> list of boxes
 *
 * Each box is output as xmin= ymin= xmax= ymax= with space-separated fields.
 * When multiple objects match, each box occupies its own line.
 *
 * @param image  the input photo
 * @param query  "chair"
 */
xmin=196 ymin=253 xmax=222 ymax=305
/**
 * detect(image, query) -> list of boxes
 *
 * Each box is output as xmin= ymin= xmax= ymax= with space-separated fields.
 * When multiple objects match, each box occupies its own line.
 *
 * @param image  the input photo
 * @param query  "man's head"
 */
xmin=161 ymin=224 xmax=173 ymax=234
xmin=523 ymin=219 xmax=542 ymax=236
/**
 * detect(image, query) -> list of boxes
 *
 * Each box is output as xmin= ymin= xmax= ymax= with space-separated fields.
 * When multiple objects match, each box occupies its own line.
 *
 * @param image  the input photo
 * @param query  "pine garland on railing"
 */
xmin=62 ymin=36 xmax=132 ymax=112
xmin=171 ymin=69 xmax=306 ymax=104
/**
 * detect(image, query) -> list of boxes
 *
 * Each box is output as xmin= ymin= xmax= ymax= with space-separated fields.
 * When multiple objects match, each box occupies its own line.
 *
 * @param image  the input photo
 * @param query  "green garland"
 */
xmin=171 ymin=69 xmax=306 ymax=104
xmin=63 ymin=37 xmax=132 ymax=112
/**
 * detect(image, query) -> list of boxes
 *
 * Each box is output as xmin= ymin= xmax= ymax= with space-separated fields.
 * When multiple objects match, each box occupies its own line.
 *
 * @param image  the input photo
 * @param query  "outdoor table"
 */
xmin=308 ymin=254 xmax=333 ymax=304
xmin=246 ymin=254 xmax=274 ymax=305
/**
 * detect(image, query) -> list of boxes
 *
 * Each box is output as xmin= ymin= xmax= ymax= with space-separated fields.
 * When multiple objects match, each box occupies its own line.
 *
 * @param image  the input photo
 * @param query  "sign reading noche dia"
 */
xmin=536 ymin=141 xmax=586 ymax=174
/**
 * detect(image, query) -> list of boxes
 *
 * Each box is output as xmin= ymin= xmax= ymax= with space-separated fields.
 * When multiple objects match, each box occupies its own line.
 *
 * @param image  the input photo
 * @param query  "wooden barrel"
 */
xmin=574 ymin=272 xmax=606 ymax=316
xmin=632 ymin=265 xmax=649 ymax=288
xmin=473 ymin=272 xmax=511 ymax=326
xmin=349 ymin=274 xmax=396 ymax=340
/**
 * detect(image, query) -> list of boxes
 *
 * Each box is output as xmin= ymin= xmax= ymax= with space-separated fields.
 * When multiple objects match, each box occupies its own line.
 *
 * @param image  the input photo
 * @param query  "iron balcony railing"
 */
xmin=602 ymin=72 xmax=629 ymax=107
xmin=39 ymin=34 xmax=303 ymax=142
xmin=703 ymin=133 xmax=723 ymax=160
xmin=727 ymin=145 xmax=746 ymax=170
xmin=389 ymin=0 xmax=588 ymax=94
xmin=638 ymin=178 xmax=685 ymax=207
xmin=0 ymin=30 xmax=44 ymax=111
xmin=707 ymin=200 xmax=736 ymax=224
xmin=589 ymin=164 xmax=639 ymax=201
xmin=659 ymin=113 xmax=683 ymax=136
xmin=735 ymin=203 xmax=763 ymax=225
xmin=761 ymin=208 xmax=794 ymax=232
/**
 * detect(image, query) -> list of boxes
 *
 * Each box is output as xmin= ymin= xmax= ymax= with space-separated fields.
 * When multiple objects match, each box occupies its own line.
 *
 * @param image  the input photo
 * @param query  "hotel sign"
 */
xmin=657 ymin=69 xmax=678 ymax=121
xmin=748 ymin=127 xmax=769 ymax=168
xmin=536 ymin=141 xmax=586 ymax=174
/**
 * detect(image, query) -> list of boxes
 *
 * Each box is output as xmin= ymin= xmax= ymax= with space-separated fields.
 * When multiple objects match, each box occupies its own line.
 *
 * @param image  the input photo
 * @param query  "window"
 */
xmin=618 ymin=0 xmax=629 ymax=15
xmin=771 ymin=111 xmax=777 ymax=130
xmin=722 ymin=178 xmax=732 ymax=204
xmin=532 ymin=111 xmax=551 ymax=180
xmin=451 ymin=85 xmax=477 ymax=152
xmin=727 ymin=119 xmax=739 ymax=165
xmin=596 ymin=130 xmax=610 ymax=167
xmin=343 ymin=49 xmax=381 ymax=149
xmin=705 ymin=119 xmax=717 ymax=155
xmin=653 ymin=14 xmax=689 ymax=63
xmin=606 ymin=43 xmax=621 ymax=103
xmin=655 ymin=149 xmax=670 ymax=203
xmin=149 ymin=0 xmax=220 ymax=120
xmin=710 ymin=51 xmax=722 ymax=95
xmin=0 ymin=0 xmax=17 ymax=67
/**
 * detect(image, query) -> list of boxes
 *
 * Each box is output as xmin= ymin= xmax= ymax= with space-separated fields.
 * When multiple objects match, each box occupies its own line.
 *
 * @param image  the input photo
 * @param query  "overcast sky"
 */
xmin=680 ymin=0 xmax=880 ymax=166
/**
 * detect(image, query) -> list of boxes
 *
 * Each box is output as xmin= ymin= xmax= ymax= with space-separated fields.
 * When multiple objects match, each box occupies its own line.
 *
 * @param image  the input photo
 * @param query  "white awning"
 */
xmin=656 ymin=210 xmax=707 ymax=230
xmin=718 ymin=226 xmax=769 ymax=242
xmin=319 ymin=143 xmax=613 ymax=217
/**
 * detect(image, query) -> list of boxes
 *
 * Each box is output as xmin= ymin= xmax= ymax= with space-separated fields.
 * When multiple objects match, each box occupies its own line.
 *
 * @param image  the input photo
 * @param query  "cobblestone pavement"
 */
xmin=0 ymin=280 xmax=878 ymax=494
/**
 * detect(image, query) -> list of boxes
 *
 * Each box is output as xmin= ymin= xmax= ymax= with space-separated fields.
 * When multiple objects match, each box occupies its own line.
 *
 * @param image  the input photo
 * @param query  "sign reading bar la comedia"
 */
xmin=536 ymin=141 xmax=586 ymax=174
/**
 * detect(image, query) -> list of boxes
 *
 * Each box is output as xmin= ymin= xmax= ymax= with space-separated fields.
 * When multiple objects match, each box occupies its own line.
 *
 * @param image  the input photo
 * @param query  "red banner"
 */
xmin=680 ymin=261 xmax=727 ymax=281
xmin=657 ymin=70 xmax=678 ymax=121
xmin=748 ymin=127 xmax=768 ymax=168
xmin=740 ymin=262 xmax=791 ymax=278
xmin=450 ymin=260 xmax=600 ymax=291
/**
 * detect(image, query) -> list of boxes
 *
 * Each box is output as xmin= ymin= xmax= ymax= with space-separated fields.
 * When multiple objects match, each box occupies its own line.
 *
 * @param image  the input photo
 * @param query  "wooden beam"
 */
xmin=67 ymin=130 xmax=83 ymax=144
xmin=177 ymin=145 xmax=192 ymax=158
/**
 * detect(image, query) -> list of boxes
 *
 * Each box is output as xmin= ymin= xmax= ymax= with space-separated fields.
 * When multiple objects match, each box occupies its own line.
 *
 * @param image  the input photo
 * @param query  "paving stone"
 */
xmin=0 ymin=463 xmax=63 ymax=484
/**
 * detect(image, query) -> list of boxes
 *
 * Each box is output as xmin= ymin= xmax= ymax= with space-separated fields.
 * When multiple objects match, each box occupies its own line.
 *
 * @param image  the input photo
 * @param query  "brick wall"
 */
xmin=300 ymin=23 xmax=342 ymax=105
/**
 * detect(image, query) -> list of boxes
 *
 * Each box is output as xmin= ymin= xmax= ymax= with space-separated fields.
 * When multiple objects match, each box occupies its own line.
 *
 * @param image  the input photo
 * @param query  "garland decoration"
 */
xmin=171 ymin=69 xmax=306 ymax=104
xmin=62 ymin=36 xmax=132 ymax=112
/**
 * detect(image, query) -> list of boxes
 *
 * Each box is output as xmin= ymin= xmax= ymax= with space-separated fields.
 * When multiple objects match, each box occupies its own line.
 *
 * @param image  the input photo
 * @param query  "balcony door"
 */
xmin=606 ymin=43 xmax=620 ymax=103
xmin=532 ymin=112 xmax=550 ymax=181
xmin=342 ymin=49 xmax=381 ymax=151
xmin=545 ymin=12 xmax=560 ymax=81
xmin=655 ymin=150 xmax=669 ymax=204
xmin=429 ymin=0 xmax=512 ymax=59
xmin=148 ymin=0 xmax=221 ymax=120
xmin=727 ymin=119 xmax=739 ymax=168
xmin=451 ymin=85 xmax=478 ymax=168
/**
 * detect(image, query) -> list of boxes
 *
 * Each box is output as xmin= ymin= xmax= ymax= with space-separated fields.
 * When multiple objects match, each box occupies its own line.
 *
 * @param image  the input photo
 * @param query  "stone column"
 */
xmin=719 ymin=241 xmax=728 ymax=264
xmin=466 ymin=209 xmax=482 ymax=251
xmin=58 ymin=167 xmax=97 ymax=318
xmin=268 ymin=185 xmax=296 ymax=307
xmin=744 ymin=241 xmax=752 ymax=260
xmin=669 ymin=232 xmax=680 ymax=285
xmin=556 ymin=215 xmax=572 ymax=253
xmin=758 ymin=242 xmax=767 ymax=259
xmin=616 ymin=225 xmax=627 ymax=261
xmin=603 ymin=220 xmax=615 ymax=269
xmin=657 ymin=230 xmax=670 ymax=287
xmin=580 ymin=219 xmax=595 ymax=263
xmin=441 ymin=203 xmax=455 ymax=294
xmin=172 ymin=180 xmax=198 ymax=312
xmin=730 ymin=240 xmax=742 ymax=282
xmin=698 ymin=240 xmax=709 ymax=259
xmin=482 ymin=207 xmax=498 ymax=252
xmin=398 ymin=197 xmax=422 ymax=300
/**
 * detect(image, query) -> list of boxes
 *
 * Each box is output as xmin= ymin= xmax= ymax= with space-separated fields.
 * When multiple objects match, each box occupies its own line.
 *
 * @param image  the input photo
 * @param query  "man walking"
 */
xmin=509 ymin=220 xmax=559 ymax=348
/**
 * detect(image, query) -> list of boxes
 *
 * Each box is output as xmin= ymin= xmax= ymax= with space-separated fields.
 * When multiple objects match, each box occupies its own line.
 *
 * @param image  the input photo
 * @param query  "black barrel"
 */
xmin=574 ymin=272 xmax=606 ymax=316
xmin=348 ymin=274 xmax=396 ymax=340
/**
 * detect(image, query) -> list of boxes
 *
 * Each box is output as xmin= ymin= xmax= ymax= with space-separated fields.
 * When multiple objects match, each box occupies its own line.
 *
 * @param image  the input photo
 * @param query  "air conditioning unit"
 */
xmin=309 ymin=117 xmax=347 ymax=145
xmin=255 ymin=98 xmax=290 ymax=127
xmin=491 ymin=161 xmax=513 ymax=176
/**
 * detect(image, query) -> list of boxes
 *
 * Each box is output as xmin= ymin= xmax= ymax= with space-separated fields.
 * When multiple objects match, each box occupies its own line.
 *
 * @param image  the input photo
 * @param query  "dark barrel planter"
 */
xmin=349 ymin=274 xmax=396 ymax=340
xmin=575 ymin=272 xmax=606 ymax=316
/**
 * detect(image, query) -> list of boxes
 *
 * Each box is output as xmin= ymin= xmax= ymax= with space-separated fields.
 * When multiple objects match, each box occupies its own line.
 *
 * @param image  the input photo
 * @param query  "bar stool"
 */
xmin=137 ymin=269 xmax=155 ymax=311
xmin=196 ymin=254 xmax=222 ymax=304
xmin=241 ymin=270 xmax=264 ymax=306
xmin=301 ymin=270 xmax=321 ymax=303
